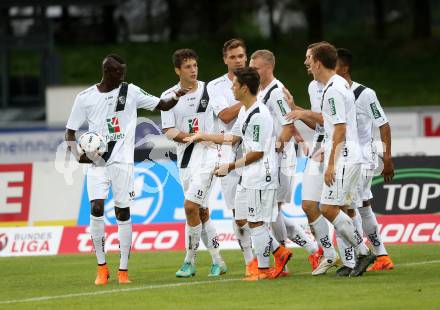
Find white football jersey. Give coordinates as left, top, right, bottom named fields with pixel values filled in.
left=66, top=83, right=160, bottom=165
left=207, top=74, right=241, bottom=164
left=161, top=81, right=216, bottom=169
left=257, top=79, right=296, bottom=167
left=308, top=80, right=325, bottom=139
left=351, top=81, right=388, bottom=169
left=321, top=74, right=361, bottom=166
left=231, top=101, right=279, bottom=190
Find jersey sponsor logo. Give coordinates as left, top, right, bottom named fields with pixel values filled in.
left=188, top=118, right=199, bottom=133
left=252, top=125, right=260, bottom=142
left=370, top=102, right=382, bottom=119
left=328, top=98, right=336, bottom=115
left=277, top=100, right=287, bottom=116
left=107, top=117, right=121, bottom=133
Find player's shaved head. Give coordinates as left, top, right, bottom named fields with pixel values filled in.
left=251, top=50, right=275, bottom=68
left=223, top=38, right=246, bottom=56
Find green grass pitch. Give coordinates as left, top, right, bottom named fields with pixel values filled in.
left=0, top=244, right=439, bottom=309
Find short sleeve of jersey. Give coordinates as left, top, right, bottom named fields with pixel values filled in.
left=326, top=88, right=346, bottom=125
left=365, top=89, right=388, bottom=127
left=269, top=88, right=292, bottom=126
left=132, top=84, right=160, bottom=111
left=66, top=94, right=86, bottom=130
left=207, top=83, right=231, bottom=116
left=246, top=113, right=272, bottom=152
left=231, top=108, right=245, bottom=137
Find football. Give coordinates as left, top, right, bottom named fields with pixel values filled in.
left=78, top=131, right=106, bottom=155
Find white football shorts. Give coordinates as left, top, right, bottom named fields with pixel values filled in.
left=179, top=166, right=214, bottom=208
left=302, top=158, right=324, bottom=202
left=87, top=163, right=134, bottom=208
left=234, top=185, right=278, bottom=223
left=220, top=170, right=240, bottom=210
left=278, top=166, right=295, bottom=203
left=320, top=163, right=362, bottom=208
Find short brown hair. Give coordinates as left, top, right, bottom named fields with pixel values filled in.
left=250, top=50, right=275, bottom=68
left=172, top=49, right=198, bottom=68
left=310, top=42, right=337, bottom=70
left=233, top=67, right=260, bottom=96
left=223, top=38, right=246, bottom=56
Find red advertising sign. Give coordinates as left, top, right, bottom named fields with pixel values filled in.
left=377, top=214, right=440, bottom=244
left=59, top=223, right=185, bottom=254
left=423, top=115, right=440, bottom=136
left=0, top=164, right=32, bottom=222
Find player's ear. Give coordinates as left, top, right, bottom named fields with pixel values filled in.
left=174, top=67, right=180, bottom=77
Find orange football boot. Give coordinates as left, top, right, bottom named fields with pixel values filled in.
left=367, top=255, right=394, bottom=271
left=245, top=257, right=259, bottom=277
left=308, top=247, right=324, bottom=271
left=272, top=246, right=292, bottom=278
left=243, top=268, right=276, bottom=281
left=95, top=264, right=110, bottom=285
left=118, top=270, right=132, bottom=284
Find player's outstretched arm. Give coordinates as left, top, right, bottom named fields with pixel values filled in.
left=64, top=129, right=93, bottom=163
left=379, top=122, right=394, bottom=182
left=183, top=132, right=240, bottom=145
left=155, top=88, right=190, bottom=111
left=214, top=151, right=263, bottom=177
left=163, top=128, right=193, bottom=143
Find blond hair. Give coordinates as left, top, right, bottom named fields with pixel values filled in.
left=250, top=50, right=275, bottom=68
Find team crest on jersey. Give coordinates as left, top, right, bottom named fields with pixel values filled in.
left=252, top=125, right=260, bottom=141
left=188, top=117, right=199, bottom=133
left=277, top=99, right=287, bottom=116
left=200, top=98, right=208, bottom=108
left=328, top=98, right=336, bottom=115
left=370, top=102, right=382, bottom=119
left=118, top=96, right=126, bottom=106
left=107, top=117, right=121, bottom=133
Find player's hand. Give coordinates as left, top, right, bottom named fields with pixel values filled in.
left=275, top=141, right=284, bottom=153
left=282, top=87, right=295, bottom=109
left=299, top=141, right=309, bottom=157
left=324, top=164, right=335, bottom=186
left=183, top=132, right=204, bottom=144
left=285, top=110, right=304, bottom=122
left=381, top=157, right=395, bottom=182
left=214, top=163, right=231, bottom=177
left=311, top=147, right=324, bottom=162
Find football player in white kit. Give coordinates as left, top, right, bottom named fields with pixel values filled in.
left=249, top=50, right=321, bottom=275
left=207, top=39, right=258, bottom=276
left=185, top=67, right=292, bottom=281
left=65, top=54, right=187, bottom=285
left=306, top=42, right=376, bottom=277
left=336, top=48, right=395, bottom=271
left=160, top=49, right=227, bottom=278
left=285, top=44, right=340, bottom=275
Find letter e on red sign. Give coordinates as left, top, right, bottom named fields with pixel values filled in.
left=0, top=164, right=32, bottom=222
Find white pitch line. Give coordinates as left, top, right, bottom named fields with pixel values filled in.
left=1, top=259, right=439, bottom=305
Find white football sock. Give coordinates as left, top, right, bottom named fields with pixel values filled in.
left=90, top=215, right=106, bottom=265
left=352, top=209, right=365, bottom=240
left=310, top=215, right=337, bottom=259
left=359, top=206, right=388, bottom=256
left=117, top=219, right=132, bottom=270
left=233, top=221, right=254, bottom=264
left=284, top=217, right=318, bottom=254
left=201, top=219, right=223, bottom=265
left=184, top=223, right=202, bottom=264
left=250, top=225, right=271, bottom=268
left=332, top=211, right=369, bottom=256
left=184, top=223, right=202, bottom=265
left=271, top=211, right=287, bottom=246
left=267, top=225, right=280, bottom=253
left=336, top=230, right=356, bottom=268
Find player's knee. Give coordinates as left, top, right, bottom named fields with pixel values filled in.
left=115, top=207, right=130, bottom=221
left=199, top=208, right=209, bottom=222
left=90, top=200, right=104, bottom=217
left=184, top=200, right=199, bottom=219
